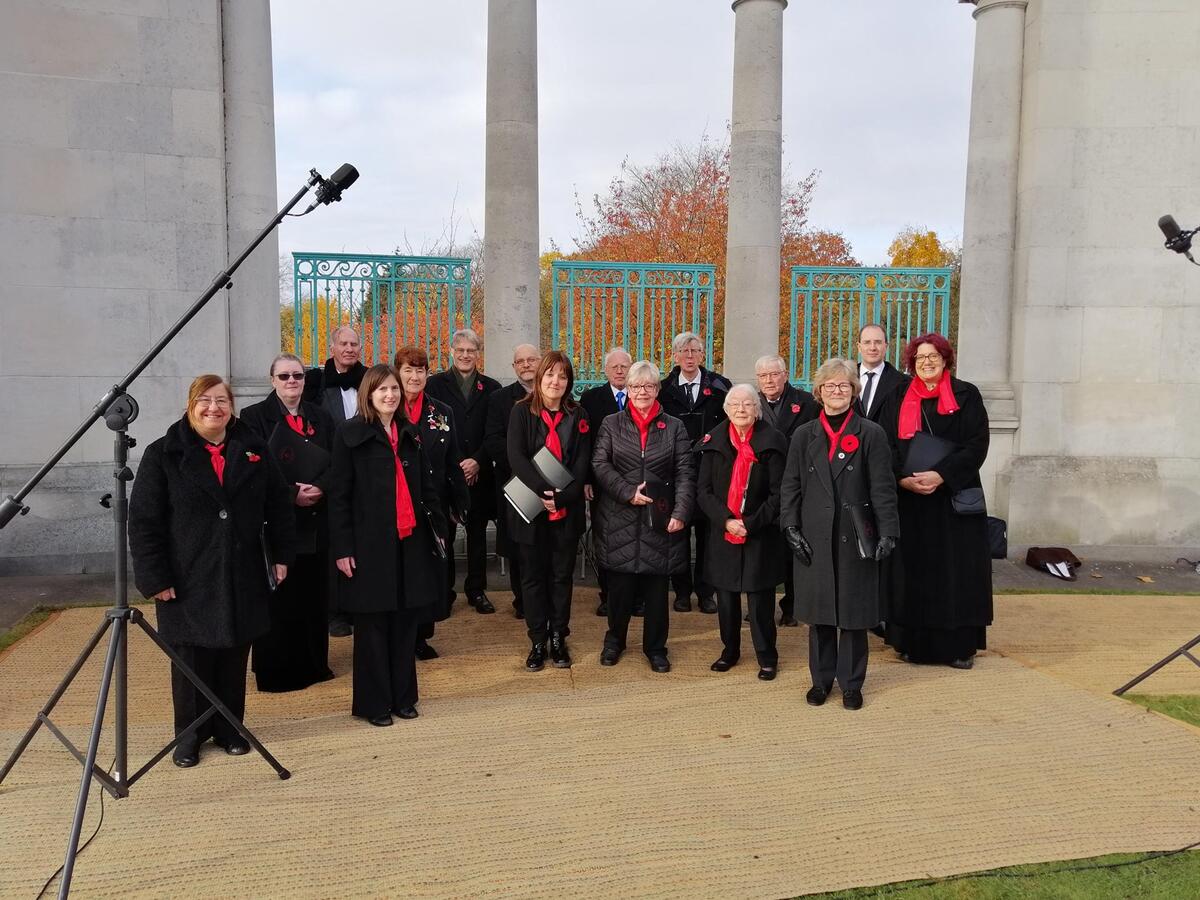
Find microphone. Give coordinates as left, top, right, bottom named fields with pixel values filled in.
left=1158, top=214, right=1192, bottom=253
left=301, top=164, right=359, bottom=214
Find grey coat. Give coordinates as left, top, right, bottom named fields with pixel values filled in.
left=591, top=407, right=695, bottom=575
left=779, top=414, right=899, bottom=629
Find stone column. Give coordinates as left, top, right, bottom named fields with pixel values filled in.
left=483, top=0, right=540, bottom=378
left=221, top=0, right=279, bottom=407
left=723, top=0, right=787, bottom=385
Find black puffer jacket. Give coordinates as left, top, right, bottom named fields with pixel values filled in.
left=591, top=406, right=695, bottom=575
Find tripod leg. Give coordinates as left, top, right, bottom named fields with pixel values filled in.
left=131, top=612, right=290, bottom=780
left=1114, top=633, right=1200, bottom=696
left=58, top=618, right=123, bottom=898
left=0, top=616, right=114, bottom=786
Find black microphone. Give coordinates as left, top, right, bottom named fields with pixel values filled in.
left=302, top=164, right=359, bottom=214
left=1159, top=214, right=1191, bottom=252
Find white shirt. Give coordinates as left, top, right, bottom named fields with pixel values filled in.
left=858, top=362, right=885, bottom=413
left=610, top=383, right=627, bottom=407
left=678, top=372, right=702, bottom=403
left=340, top=387, right=357, bottom=419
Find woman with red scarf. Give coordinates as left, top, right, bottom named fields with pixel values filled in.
left=780, top=359, right=899, bottom=710
left=505, top=351, right=592, bottom=670
left=327, top=364, right=447, bottom=725
left=696, top=384, right=788, bottom=679
left=876, top=333, right=992, bottom=669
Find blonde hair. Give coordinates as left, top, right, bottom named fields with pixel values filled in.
left=810, top=358, right=860, bottom=399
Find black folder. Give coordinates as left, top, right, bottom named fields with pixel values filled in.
left=504, top=476, right=546, bottom=525
left=532, top=446, right=573, bottom=490
left=902, top=430, right=955, bottom=475
left=260, top=524, right=278, bottom=591
left=267, top=422, right=331, bottom=484
left=642, top=472, right=675, bottom=533
left=846, top=503, right=879, bottom=561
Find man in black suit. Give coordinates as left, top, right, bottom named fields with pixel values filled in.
left=426, top=328, right=502, bottom=613
left=579, top=347, right=632, bottom=617
left=754, top=354, right=819, bottom=626
left=855, top=323, right=902, bottom=422
left=659, top=331, right=730, bottom=614
left=483, top=342, right=542, bottom=618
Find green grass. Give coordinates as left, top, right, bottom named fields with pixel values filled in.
left=0, top=605, right=54, bottom=653
left=995, top=587, right=1200, bottom=596
left=1123, top=693, right=1200, bottom=729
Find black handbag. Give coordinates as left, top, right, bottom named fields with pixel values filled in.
left=987, top=517, right=1008, bottom=559
left=951, top=486, right=987, bottom=516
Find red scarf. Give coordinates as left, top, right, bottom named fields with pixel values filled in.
left=540, top=410, right=567, bottom=521
left=405, top=392, right=424, bottom=427
left=205, top=443, right=226, bottom=485
left=819, top=409, right=854, bottom=461
left=898, top=370, right=959, bottom=440
left=285, top=413, right=306, bottom=435
left=386, top=422, right=418, bottom=539
left=628, top=401, right=662, bottom=451
left=724, top=424, right=756, bottom=545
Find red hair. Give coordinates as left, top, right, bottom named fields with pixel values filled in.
left=902, top=333, right=955, bottom=373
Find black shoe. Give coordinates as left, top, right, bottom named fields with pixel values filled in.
left=698, top=596, right=717, bottom=615
left=632, top=603, right=644, bottom=617
left=780, top=615, right=798, bottom=627
left=513, top=599, right=524, bottom=620
left=395, top=706, right=419, bottom=720
left=805, top=686, right=828, bottom=706
left=368, top=713, right=393, bottom=727
left=649, top=655, right=671, bottom=673
left=526, top=642, right=546, bottom=671
left=215, top=736, right=250, bottom=756
left=469, top=594, right=496, bottom=614
left=949, top=656, right=975, bottom=670
left=328, top=619, right=353, bottom=638
left=743, top=611, right=750, bottom=623
left=600, top=647, right=621, bottom=666
left=869, top=623, right=887, bottom=638
left=843, top=689, right=864, bottom=710
left=673, top=596, right=691, bottom=613
left=172, top=744, right=199, bottom=768
left=415, top=641, right=439, bottom=661
left=710, top=657, right=737, bottom=672
left=549, top=632, right=572, bottom=668
left=596, top=601, right=608, bottom=617
left=757, top=668, right=777, bottom=681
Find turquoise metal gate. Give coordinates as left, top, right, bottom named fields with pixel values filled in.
left=292, top=252, right=472, bottom=371
left=550, top=261, right=717, bottom=392
left=788, top=266, right=952, bottom=388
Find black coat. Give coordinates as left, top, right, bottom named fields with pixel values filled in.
left=659, top=366, right=729, bottom=444
left=129, top=418, right=297, bottom=648
left=327, top=416, right=448, bottom=617
left=407, top=394, right=470, bottom=519
left=426, top=368, right=501, bottom=520
left=304, top=359, right=367, bottom=425
left=239, top=394, right=335, bottom=556
left=779, top=413, right=900, bottom=630
left=856, top=360, right=903, bottom=423
left=757, top=383, right=819, bottom=442
left=591, top=407, right=695, bottom=575
left=696, top=422, right=788, bottom=592
left=504, top=402, right=592, bottom=545
left=579, top=383, right=623, bottom=437
left=876, top=376, right=993, bottom=629
left=483, top=381, right=530, bottom=555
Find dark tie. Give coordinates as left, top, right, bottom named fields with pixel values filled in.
left=861, top=370, right=876, bottom=414
left=686, top=383, right=696, bottom=408
left=615, top=390, right=625, bottom=410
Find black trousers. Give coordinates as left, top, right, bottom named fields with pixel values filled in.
left=352, top=610, right=419, bottom=718
left=671, top=520, right=713, bottom=604
left=808, top=625, right=868, bottom=692
left=252, top=551, right=332, bottom=692
left=605, top=572, right=669, bottom=657
left=170, top=642, right=251, bottom=748
left=515, top=523, right=578, bottom=644
left=451, top=504, right=490, bottom=598
left=716, top=589, right=778, bottom=667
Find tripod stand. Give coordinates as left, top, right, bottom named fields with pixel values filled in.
left=1113, top=633, right=1200, bottom=696
left=0, top=164, right=356, bottom=898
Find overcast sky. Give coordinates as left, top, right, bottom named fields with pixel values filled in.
left=271, top=0, right=976, bottom=266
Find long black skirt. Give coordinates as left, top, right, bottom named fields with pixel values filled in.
left=886, top=622, right=987, bottom=664
left=251, top=551, right=334, bottom=692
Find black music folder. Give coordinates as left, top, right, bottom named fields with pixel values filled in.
left=504, top=476, right=547, bottom=525
left=902, top=430, right=955, bottom=475
left=267, top=422, right=331, bottom=484
left=532, top=446, right=573, bottom=490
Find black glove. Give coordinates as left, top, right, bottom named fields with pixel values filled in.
left=784, top=526, right=812, bottom=567
left=874, top=535, right=896, bottom=561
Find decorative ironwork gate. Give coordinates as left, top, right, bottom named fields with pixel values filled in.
left=788, top=266, right=952, bottom=388
left=291, top=252, right=472, bottom=371
left=549, top=261, right=717, bottom=392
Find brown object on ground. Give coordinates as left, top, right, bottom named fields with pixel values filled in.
left=0, top=592, right=1198, bottom=898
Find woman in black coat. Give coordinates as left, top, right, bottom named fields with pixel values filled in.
left=591, top=360, right=695, bottom=673
left=327, top=364, right=448, bottom=726
left=240, top=353, right=336, bottom=693
left=876, top=333, right=992, bottom=669
left=696, top=384, right=788, bottom=679
left=780, top=359, right=899, bottom=710
left=129, top=375, right=296, bottom=768
left=395, top=345, right=470, bottom=660
left=505, top=350, right=592, bottom=671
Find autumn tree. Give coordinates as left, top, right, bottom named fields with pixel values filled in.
left=887, top=226, right=962, bottom=344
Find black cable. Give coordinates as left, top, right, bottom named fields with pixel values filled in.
left=33, top=760, right=114, bottom=900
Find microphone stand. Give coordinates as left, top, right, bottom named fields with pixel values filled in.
left=0, top=168, right=336, bottom=899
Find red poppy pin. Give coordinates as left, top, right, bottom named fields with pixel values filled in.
left=306, top=424, right=315, bottom=436
left=702, top=387, right=712, bottom=397
left=246, top=452, right=261, bottom=462
left=476, top=381, right=484, bottom=391
left=840, top=435, right=859, bottom=453
left=702, top=433, right=711, bottom=443
left=791, top=403, right=801, bottom=414
left=578, top=418, right=590, bottom=434
left=657, top=421, right=666, bottom=429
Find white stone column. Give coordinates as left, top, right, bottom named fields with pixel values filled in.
left=483, top=0, right=540, bottom=378
left=723, top=0, right=786, bottom=385
left=221, top=0, right=279, bottom=407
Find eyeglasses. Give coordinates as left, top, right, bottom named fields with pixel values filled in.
left=756, top=370, right=785, bottom=379
left=727, top=402, right=757, bottom=411
left=452, top=346, right=479, bottom=355
left=274, top=372, right=305, bottom=381
left=913, top=354, right=944, bottom=365
left=196, top=396, right=231, bottom=408
left=677, top=347, right=703, bottom=355
left=821, top=383, right=853, bottom=393
left=627, top=384, right=657, bottom=393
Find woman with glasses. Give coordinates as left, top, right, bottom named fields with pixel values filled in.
left=591, top=361, right=695, bottom=673
left=130, top=375, right=296, bottom=767
left=695, top=384, right=788, bottom=679
left=875, top=333, right=992, bottom=670
left=780, top=359, right=899, bottom=710
left=240, top=354, right=336, bottom=693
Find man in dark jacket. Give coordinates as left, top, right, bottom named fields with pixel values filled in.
left=855, top=323, right=903, bottom=423
left=658, top=331, right=729, bottom=614
left=579, top=346, right=632, bottom=617
left=754, top=353, right=819, bottom=626
left=426, top=328, right=502, bottom=613
left=483, top=342, right=541, bottom=617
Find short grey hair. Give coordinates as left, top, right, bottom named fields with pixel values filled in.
left=671, top=331, right=703, bottom=353
left=269, top=352, right=304, bottom=377
left=451, top=328, right=482, bottom=349
left=603, top=346, right=631, bottom=367
left=811, top=358, right=861, bottom=399
left=330, top=324, right=360, bottom=344
left=626, top=360, right=661, bottom=387
left=724, top=383, right=762, bottom=419
left=754, top=355, right=786, bottom=374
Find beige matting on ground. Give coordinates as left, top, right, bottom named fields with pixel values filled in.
left=1, top=592, right=1198, bottom=898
